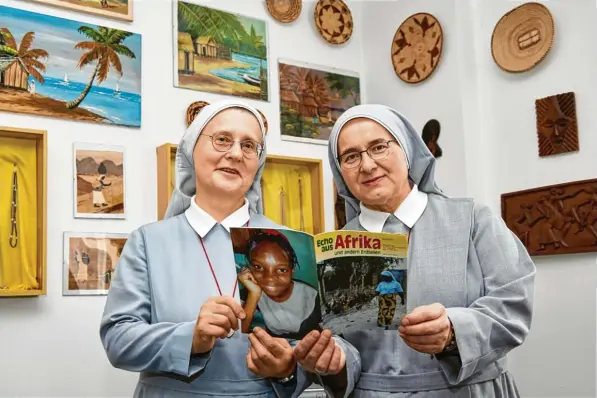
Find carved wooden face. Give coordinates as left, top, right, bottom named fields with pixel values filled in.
left=535, top=92, right=579, bottom=156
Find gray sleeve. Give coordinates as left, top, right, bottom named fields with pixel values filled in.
left=314, top=335, right=361, bottom=398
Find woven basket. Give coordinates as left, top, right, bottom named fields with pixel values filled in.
left=314, top=0, right=353, bottom=45
left=491, top=2, right=555, bottom=73
left=266, top=0, right=301, bottom=23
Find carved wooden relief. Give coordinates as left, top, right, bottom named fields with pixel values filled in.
left=422, top=119, right=442, bottom=158
left=535, top=92, right=579, bottom=157
left=501, top=179, right=597, bottom=256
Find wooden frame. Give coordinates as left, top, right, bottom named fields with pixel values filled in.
left=156, top=143, right=177, bottom=221
left=0, top=126, right=47, bottom=297
left=24, top=0, right=134, bottom=22
left=333, top=181, right=347, bottom=230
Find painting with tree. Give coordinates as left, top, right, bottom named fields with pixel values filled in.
left=174, top=1, right=269, bottom=101
left=74, top=142, right=125, bottom=219
left=0, top=6, right=141, bottom=127
left=24, top=0, right=133, bottom=22
left=278, top=58, right=360, bottom=145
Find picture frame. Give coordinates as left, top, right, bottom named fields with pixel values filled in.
left=156, top=143, right=177, bottom=220
left=62, top=231, right=128, bottom=296
left=23, top=0, right=134, bottom=22
left=73, top=142, right=126, bottom=219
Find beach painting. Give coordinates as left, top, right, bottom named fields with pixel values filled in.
left=174, top=1, right=269, bottom=101
left=73, top=142, right=125, bottom=219
left=63, top=231, right=128, bottom=295
left=0, top=6, right=142, bottom=127
left=279, top=58, right=360, bottom=145
left=24, top=0, right=133, bottom=22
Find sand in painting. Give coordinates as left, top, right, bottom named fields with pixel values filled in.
left=58, top=0, right=128, bottom=15
left=68, top=236, right=126, bottom=291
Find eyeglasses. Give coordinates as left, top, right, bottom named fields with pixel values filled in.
left=337, top=140, right=397, bottom=169
left=202, top=132, right=263, bottom=159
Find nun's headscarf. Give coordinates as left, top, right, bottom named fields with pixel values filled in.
left=328, top=104, right=447, bottom=222
left=164, top=99, right=267, bottom=219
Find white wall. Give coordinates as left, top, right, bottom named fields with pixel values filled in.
left=361, top=1, right=597, bottom=397
left=0, top=0, right=364, bottom=395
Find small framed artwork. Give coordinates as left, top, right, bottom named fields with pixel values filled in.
left=63, top=231, right=128, bottom=296
left=73, top=142, right=126, bottom=219
left=24, top=0, right=133, bottom=22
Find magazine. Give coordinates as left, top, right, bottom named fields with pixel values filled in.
left=230, top=227, right=408, bottom=339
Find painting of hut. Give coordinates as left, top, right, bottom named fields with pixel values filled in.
left=174, top=1, right=269, bottom=101
left=0, top=57, right=28, bottom=90
left=278, top=58, right=360, bottom=145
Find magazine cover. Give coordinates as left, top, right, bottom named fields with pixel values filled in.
left=229, top=227, right=408, bottom=338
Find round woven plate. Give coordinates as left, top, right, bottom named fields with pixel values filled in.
left=266, top=0, right=301, bottom=23
left=391, top=13, right=443, bottom=84
left=186, top=101, right=268, bottom=134
left=491, top=2, right=554, bottom=73
left=314, top=0, right=353, bottom=45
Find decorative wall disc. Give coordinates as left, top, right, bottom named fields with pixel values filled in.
left=266, top=0, right=301, bottom=23
left=314, top=0, right=353, bottom=45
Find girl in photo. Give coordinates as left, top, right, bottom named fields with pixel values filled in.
left=375, top=270, right=404, bottom=330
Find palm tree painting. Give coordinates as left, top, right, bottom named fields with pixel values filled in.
left=175, top=1, right=269, bottom=101
left=0, top=5, right=142, bottom=127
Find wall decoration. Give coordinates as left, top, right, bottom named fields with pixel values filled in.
left=535, top=92, right=579, bottom=157
left=491, top=2, right=554, bottom=73
left=501, top=178, right=597, bottom=256
left=260, top=155, right=325, bottom=235
left=278, top=58, right=360, bottom=145
left=0, top=126, right=47, bottom=297
left=0, top=6, right=142, bottom=127
left=74, top=142, right=125, bottom=219
left=156, top=143, right=177, bottom=221
left=391, top=13, right=443, bottom=84
left=174, top=1, right=269, bottom=101
left=63, top=231, right=128, bottom=296
left=313, top=0, right=352, bottom=45
left=333, top=182, right=347, bottom=230
left=422, top=119, right=442, bottom=158
left=24, top=0, right=133, bottom=22
left=265, top=0, right=301, bottom=23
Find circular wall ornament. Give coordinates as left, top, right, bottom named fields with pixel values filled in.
left=314, top=0, right=353, bottom=45
left=266, top=0, right=302, bottom=23
left=391, top=12, right=443, bottom=84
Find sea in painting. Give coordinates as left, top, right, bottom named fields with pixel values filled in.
left=175, top=1, right=268, bottom=101
left=0, top=5, right=142, bottom=127
left=279, top=59, right=360, bottom=145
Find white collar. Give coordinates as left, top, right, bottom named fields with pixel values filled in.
left=185, top=195, right=250, bottom=238
left=358, top=184, right=428, bottom=232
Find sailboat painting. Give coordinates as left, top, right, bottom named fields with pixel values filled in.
left=0, top=6, right=142, bottom=127
left=25, top=0, right=133, bottom=22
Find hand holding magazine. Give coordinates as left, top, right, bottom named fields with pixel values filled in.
left=230, top=227, right=408, bottom=339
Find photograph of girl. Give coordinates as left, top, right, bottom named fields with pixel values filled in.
left=230, top=227, right=322, bottom=340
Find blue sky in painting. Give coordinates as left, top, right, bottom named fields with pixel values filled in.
left=0, top=5, right=141, bottom=94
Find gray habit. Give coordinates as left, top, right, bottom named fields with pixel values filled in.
left=327, top=104, right=536, bottom=397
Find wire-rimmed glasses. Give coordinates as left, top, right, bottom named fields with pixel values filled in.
left=337, top=140, right=397, bottom=169
left=202, top=132, right=263, bottom=159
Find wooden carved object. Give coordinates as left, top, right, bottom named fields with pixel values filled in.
left=422, top=119, right=442, bottom=158
left=535, top=92, right=579, bottom=157
left=501, top=178, right=597, bottom=256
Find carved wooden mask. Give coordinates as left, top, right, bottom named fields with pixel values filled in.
left=535, top=92, right=579, bottom=157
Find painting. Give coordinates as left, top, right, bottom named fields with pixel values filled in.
left=63, top=231, right=128, bottom=295
left=278, top=58, right=360, bottom=145
left=535, top=92, right=579, bottom=157
left=422, top=119, right=442, bottom=158
left=174, top=1, right=269, bottom=101
left=0, top=6, right=142, bottom=127
left=73, top=142, right=125, bottom=219
left=24, top=0, right=133, bottom=22
left=501, top=178, right=597, bottom=256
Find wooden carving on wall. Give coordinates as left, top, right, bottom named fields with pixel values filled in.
left=422, top=119, right=442, bottom=158
left=501, top=178, right=597, bottom=256
left=535, top=92, right=579, bottom=157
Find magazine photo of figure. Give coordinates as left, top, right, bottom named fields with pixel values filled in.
left=230, top=227, right=322, bottom=339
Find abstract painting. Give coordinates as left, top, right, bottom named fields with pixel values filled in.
left=278, top=58, right=360, bottom=145
left=0, top=6, right=142, bottom=127
left=63, top=231, right=128, bottom=295
left=174, top=1, right=269, bottom=101
left=24, top=0, right=133, bottom=22
left=73, top=142, right=125, bottom=219
left=535, top=92, right=579, bottom=157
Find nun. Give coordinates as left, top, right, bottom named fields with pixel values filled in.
left=327, top=104, right=536, bottom=397
left=99, top=99, right=358, bottom=397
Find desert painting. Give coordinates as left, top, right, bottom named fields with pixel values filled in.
left=278, top=59, right=360, bottom=145
left=63, top=232, right=128, bottom=295
left=0, top=6, right=142, bottom=127
left=74, top=143, right=125, bottom=218
left=25, top=0, right=132, bottom=22
left=175, top=1, right=269, bottom=101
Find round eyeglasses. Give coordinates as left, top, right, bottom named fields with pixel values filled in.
left=202, top=132, right=263, bottom=159
left=337, top=140, right=397, bottom=169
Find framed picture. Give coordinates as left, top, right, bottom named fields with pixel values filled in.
left=156, top=143, right=177, bottom=220
left=63, top=231, right=128, bottom=296
left=23, top=0, right=133, bottom=22
left=173, top=1, right=269, bottom=101
left=0, top=6, right=142, bottom=127
left=73, top=142, right=125, bottom=219
left=278, top=58, right=360, bottom=145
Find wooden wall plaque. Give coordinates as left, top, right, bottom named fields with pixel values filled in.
left=501, top=178, right=597, bottom=256
left=535, top=92, right=579, bottom=157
